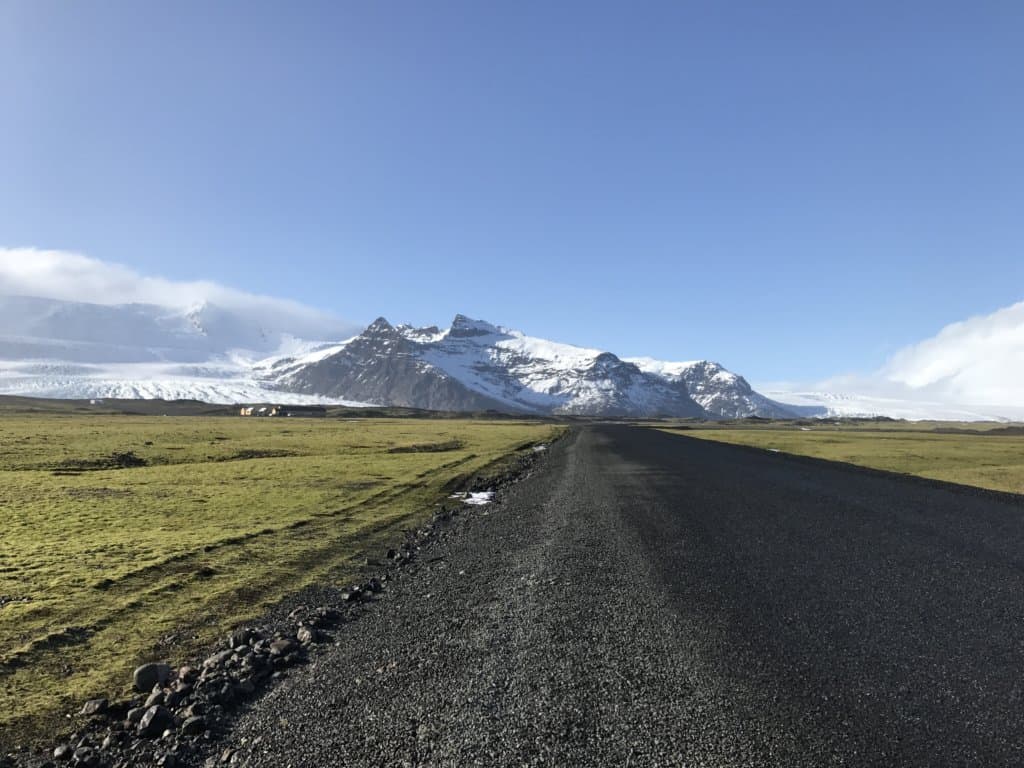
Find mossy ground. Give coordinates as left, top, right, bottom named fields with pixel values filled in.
left=0, top=414, right=559, bottom=746
left=663, top=424, right=1024, bottom=495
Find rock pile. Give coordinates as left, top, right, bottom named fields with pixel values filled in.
left=43, top=617, right=334, bottom=768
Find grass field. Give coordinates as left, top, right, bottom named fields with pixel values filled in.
left=664, top=424, right=1024, bottom=495
left=0, top=414, right=559, bottom=744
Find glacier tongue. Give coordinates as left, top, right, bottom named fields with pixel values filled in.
left=0, top=358, right=371, bottom=405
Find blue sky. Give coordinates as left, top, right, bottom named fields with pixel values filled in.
left=2, top=1, right=1022, bottom=382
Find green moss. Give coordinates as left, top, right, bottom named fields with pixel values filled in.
left=0, top=414, right=561, bottom=745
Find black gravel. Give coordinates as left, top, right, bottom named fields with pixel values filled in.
left=200, top=425, right=1024, bottom=767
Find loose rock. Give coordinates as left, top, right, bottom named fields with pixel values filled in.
left=137, top=705, right=174, bottom=738
left=268, top=638, right=298, bottom=657
left=229, top=628, right=255, bottom=648
left=204, top=649, right=234, bottom=669
left=53, top=744, right=73, bottom=761
left=133, top=662, right=172, bottom=692
left=181, top=715, right=207, bottom=736
left=79, top=697, right=109, bottom=717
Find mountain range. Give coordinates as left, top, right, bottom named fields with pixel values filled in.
left=0, top=297, right=795, bottom=418
left=1, top=295, right=1021, bottom=421
left=262, top=314, right=796, bottom=418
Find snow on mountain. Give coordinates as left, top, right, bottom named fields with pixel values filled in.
left=0, top=296, right=208, bottom=363
left=0, top=359, right=371, bottom=405
left=4, top=253, right=1021, bottom=421
left=0, top=295, right=361, bottom=404
left=0, top=295, right=353, bottom=363
left=626, top=358, right=796, bottom=418
left=414, top=315, right=676, bottom=414
left=14, top=294, right=1002, bottom=421
left=274, top=314, right=709, bottom=417
left=762, top=390, right=1024, bottom=422
left=251, top=339, right=358, bottom=380
left=0, top=298, right=792, bottom=416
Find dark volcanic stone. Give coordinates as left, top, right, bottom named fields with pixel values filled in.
left=229, top=628, right=255, bottom=648
left=204, top=650, right=233, bottom=669
left=80, top=697, right=109, bottom=716
left=53, top=744, right=73, bottom=761
left=178, top=665, right=199, bottom=682
left=133, top=663, right=172, bottom=692
left=268, top=638, right=298, bottom=657
left=181, top=715, right=207, bottom=736
left=137, top=705, right=174, bottom=738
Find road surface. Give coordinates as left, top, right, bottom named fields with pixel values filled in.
left=216, top=425, right=1024, bottom=767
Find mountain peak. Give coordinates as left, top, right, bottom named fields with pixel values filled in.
left=365, top=316, right=396, bottom=335
left=449, top=314, right=501, bottom=338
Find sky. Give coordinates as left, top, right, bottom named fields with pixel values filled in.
left=1, top=1, right=1022, bottom=384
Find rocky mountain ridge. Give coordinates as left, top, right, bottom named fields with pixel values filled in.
left=266, top=314, right=789, bottom=418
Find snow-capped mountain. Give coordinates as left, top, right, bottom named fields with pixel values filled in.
left=0, top=295, right=352, bottom=363
left=0, top=296, right=366, bottom=403
left=269, top=315, right=713, bottom=417
left=625, top=358, right=796, bottom=418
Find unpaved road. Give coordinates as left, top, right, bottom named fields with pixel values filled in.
left=213, top=425, right=1024, bottom=767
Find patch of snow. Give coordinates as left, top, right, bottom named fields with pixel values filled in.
left=450, top=491, right=495, bottom=506
left=625, top=357, right=706, bottom=378
left=418, top=322, right=620, bottom=412
left=252, top=338, right=356, bottom=378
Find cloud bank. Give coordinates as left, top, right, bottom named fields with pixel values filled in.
left=761, top=299, right=1024, bottom=416
left=0, top=247, right=358, bottom=340
left=881, top=300, right=1024, bottom=406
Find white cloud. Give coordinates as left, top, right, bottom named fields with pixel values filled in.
left=761, top=299, right=1024, bottom=418
left=0, top=248, right=214, bottom=307
left=0, top=247, right=357, bottom=340
left=880, top=301, right=1024, bottom=405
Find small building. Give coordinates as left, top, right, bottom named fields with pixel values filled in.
left=239, top=404, right=326, bottom=418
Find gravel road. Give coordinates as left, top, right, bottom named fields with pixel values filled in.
left=211, top=425, right=1024, bottom=767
